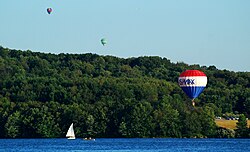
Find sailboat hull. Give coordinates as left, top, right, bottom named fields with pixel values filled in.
left=67, top=137, right=76, bottom=140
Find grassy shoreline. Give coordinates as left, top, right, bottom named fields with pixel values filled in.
left=215, top=119, right=250, bottom=129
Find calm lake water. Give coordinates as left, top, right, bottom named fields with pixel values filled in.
left=0, top=138, right=249, bottom=152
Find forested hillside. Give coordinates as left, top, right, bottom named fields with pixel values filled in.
left=0, top=46, right=249, bottom=138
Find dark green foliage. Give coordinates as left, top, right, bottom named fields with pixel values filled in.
left=235, top=114, right=249, bottom=138
left=216, top=127, right=235, bottom=138
left=180, top=106, right=217, bottom=138
left=0, top=46, right=249, bottom=138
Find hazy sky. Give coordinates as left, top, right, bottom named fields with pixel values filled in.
left=1, top=0, right=250, bottom=72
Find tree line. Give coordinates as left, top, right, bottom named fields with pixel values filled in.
left=0, top=46, right=249, bottom=138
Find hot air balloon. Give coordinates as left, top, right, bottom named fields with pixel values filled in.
left=101, top=38, right=107, bottom=46
left=47, top=8, right=52, bottom=14
left=178, top=70, right=207, bottom=106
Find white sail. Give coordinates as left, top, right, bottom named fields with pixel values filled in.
left=66, top=123, right=75, bottom=139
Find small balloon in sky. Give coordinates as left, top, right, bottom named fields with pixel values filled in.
left=101, top=38, right=107, bottom=46
left=47, top=8, right=52, bottom=14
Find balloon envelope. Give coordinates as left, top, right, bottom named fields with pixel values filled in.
left=101, top=38, right=107, bottom=46
left=47, top=8, right=52, bottom=14
left=178, top=70, right=207, bottom=100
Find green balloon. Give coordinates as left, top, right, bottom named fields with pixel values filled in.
left=101, top=38, right=107, bottom=46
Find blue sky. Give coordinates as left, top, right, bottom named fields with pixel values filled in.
left=0, top=0, right=250, bottom=72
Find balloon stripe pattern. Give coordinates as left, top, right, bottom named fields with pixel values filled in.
left=178, top=70, right=207, bottom=100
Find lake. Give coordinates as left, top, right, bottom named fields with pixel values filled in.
left=0, top=138, right=249, bottom=152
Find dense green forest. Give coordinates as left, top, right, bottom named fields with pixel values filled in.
left=0, top=46, right=249, bottom=138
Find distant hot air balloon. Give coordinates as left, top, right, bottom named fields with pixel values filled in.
left=178, top=70, right=207, bottom=106
left=101, top=38, right=107, bottom=46
left=47, top=8, right=52, bottom=14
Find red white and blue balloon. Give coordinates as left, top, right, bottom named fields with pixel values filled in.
left=178, top=70, right=207, bottom=100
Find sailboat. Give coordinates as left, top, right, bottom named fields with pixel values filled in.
left=66, top=123, right=76, bottom=139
